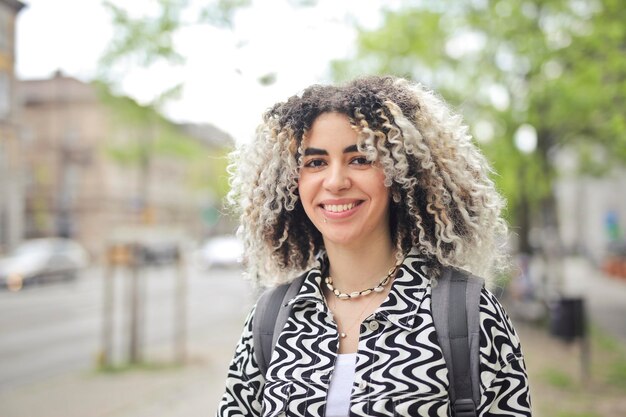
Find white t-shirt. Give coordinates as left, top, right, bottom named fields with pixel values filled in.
left=325, top=353, right=357, bottom=417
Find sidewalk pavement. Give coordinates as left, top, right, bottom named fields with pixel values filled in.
left=0, top=341, right=237, bottom=417
left=507, top=255, right=626, bottom=342
left=1, top=256, right=625, bottom=417
left=561, top=257, right=626, bottom=342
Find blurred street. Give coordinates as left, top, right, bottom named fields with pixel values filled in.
left=0, top=264, right=239, bottom=389
left=0, top=256, right=625, bottom=417
left=0, top=261, right=256, bottom=417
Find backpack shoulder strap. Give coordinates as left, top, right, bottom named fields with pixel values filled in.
left=432, top=266, right=484, bottom=417
left=252, top=275, right=305, bottom=378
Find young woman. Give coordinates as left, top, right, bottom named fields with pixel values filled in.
left=217, top=76, right=531, bottom=416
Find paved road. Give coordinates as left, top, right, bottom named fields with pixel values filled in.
left=0, top=263, right=254, bottom=392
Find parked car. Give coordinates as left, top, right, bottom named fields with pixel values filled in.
left=0, top=238, right=89, bottom=291
left=196, top=235, right=243, bottom=269
left=139, top=241, right=181, bottom=266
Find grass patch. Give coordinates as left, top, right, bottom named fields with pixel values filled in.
left=517, top=320, right=626, bottom=416
left=590, top=325, right=621, bottom=353
left=540, top=368, right=575, bottom=389
left=606, top=357, right=626, bottom=389
left=589, top=325, right=626, bottom=390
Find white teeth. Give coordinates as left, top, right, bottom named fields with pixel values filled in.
left=324, top=202, right=357, bottom=213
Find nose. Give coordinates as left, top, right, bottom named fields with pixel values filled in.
left=323, top=164, right=350, bottom=192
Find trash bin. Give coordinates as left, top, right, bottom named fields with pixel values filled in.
left=549, top=297, right=586, bottom=342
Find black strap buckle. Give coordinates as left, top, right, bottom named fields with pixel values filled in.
left=453, top=398, right=477, bottom=417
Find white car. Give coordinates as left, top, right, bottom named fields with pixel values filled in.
left=197, top=235, right=243, bottom=269
left=0, top=238, right=89, bottom=291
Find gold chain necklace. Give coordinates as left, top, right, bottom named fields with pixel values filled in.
left=330, top=289, right=381, bottom=339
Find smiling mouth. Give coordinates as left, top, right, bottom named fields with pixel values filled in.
left=321, top=201, right=363, bottom=213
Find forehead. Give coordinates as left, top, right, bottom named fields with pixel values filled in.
left=304, top=112, right=359, bottom=149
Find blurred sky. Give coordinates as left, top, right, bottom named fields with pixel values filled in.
left=16, top=0, right=396, bottom=142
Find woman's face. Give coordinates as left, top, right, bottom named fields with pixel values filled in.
left=298, top=112, right=391, bottom=248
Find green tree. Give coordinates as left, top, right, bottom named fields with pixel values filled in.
left=99, top=0, right=253, bottom=85
left=97, top=0, right=243, bottom=223
left=333, top=0, right=626, bottom=256
left=95, top=82, right=230, bottom=194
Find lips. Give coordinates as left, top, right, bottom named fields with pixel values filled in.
left=319, top=200, right=363, bottom=216
left=322, top=202, right=360, bottom=213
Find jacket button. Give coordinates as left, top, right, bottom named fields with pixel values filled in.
left=358, top=379, right=367, bottom=390
left=368, top=320, right=380, bottom=331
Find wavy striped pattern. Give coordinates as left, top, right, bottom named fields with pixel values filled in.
left=216, top=251, right=531, bottom=416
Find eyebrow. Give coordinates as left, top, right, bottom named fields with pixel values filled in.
left=303, top=144, right=359, bottom=156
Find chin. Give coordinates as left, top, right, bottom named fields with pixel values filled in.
left=321, top=230, right=363, bottom=247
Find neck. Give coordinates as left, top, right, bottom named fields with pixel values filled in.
left=323, top=235, right=396, bottom=293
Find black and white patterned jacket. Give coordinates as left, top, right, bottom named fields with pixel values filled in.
left=216, top=250, right=532, bottom=416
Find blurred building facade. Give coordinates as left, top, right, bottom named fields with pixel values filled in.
left=0, top=0, right=25, bottom=254
left=17, top=72, right=232, bottom=257
left=557, top=165, right=626, bottom=262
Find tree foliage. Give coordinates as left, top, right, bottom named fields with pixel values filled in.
left=96, top=1, right=240, bottom=209
left=100, top=0, right=187, bottom=70
left=333, top=0, right=626, bottom=252
left=94, top=81, right=231, bottom=197
left=99, top=0, right=251, bottom=78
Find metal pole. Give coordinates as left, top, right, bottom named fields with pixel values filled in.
left=580, top=335, right=591, bottom=384
left=128, top=244, right=141, bottom=364
left=101, top=256, right=114, bottom=367
left=580, top=300, right=591, bottom=385
left=174, top=247, right=187, bottom=364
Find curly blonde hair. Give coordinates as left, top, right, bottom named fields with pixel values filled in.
left=227, top=76, right=507, bottom=286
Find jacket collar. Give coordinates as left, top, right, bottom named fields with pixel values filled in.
left=287, top=248, right=432, bottom=331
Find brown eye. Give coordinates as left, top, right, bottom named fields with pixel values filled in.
left=350, top=156, right=371, bottom=166
left=304, top=159, right=326, bottom=168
